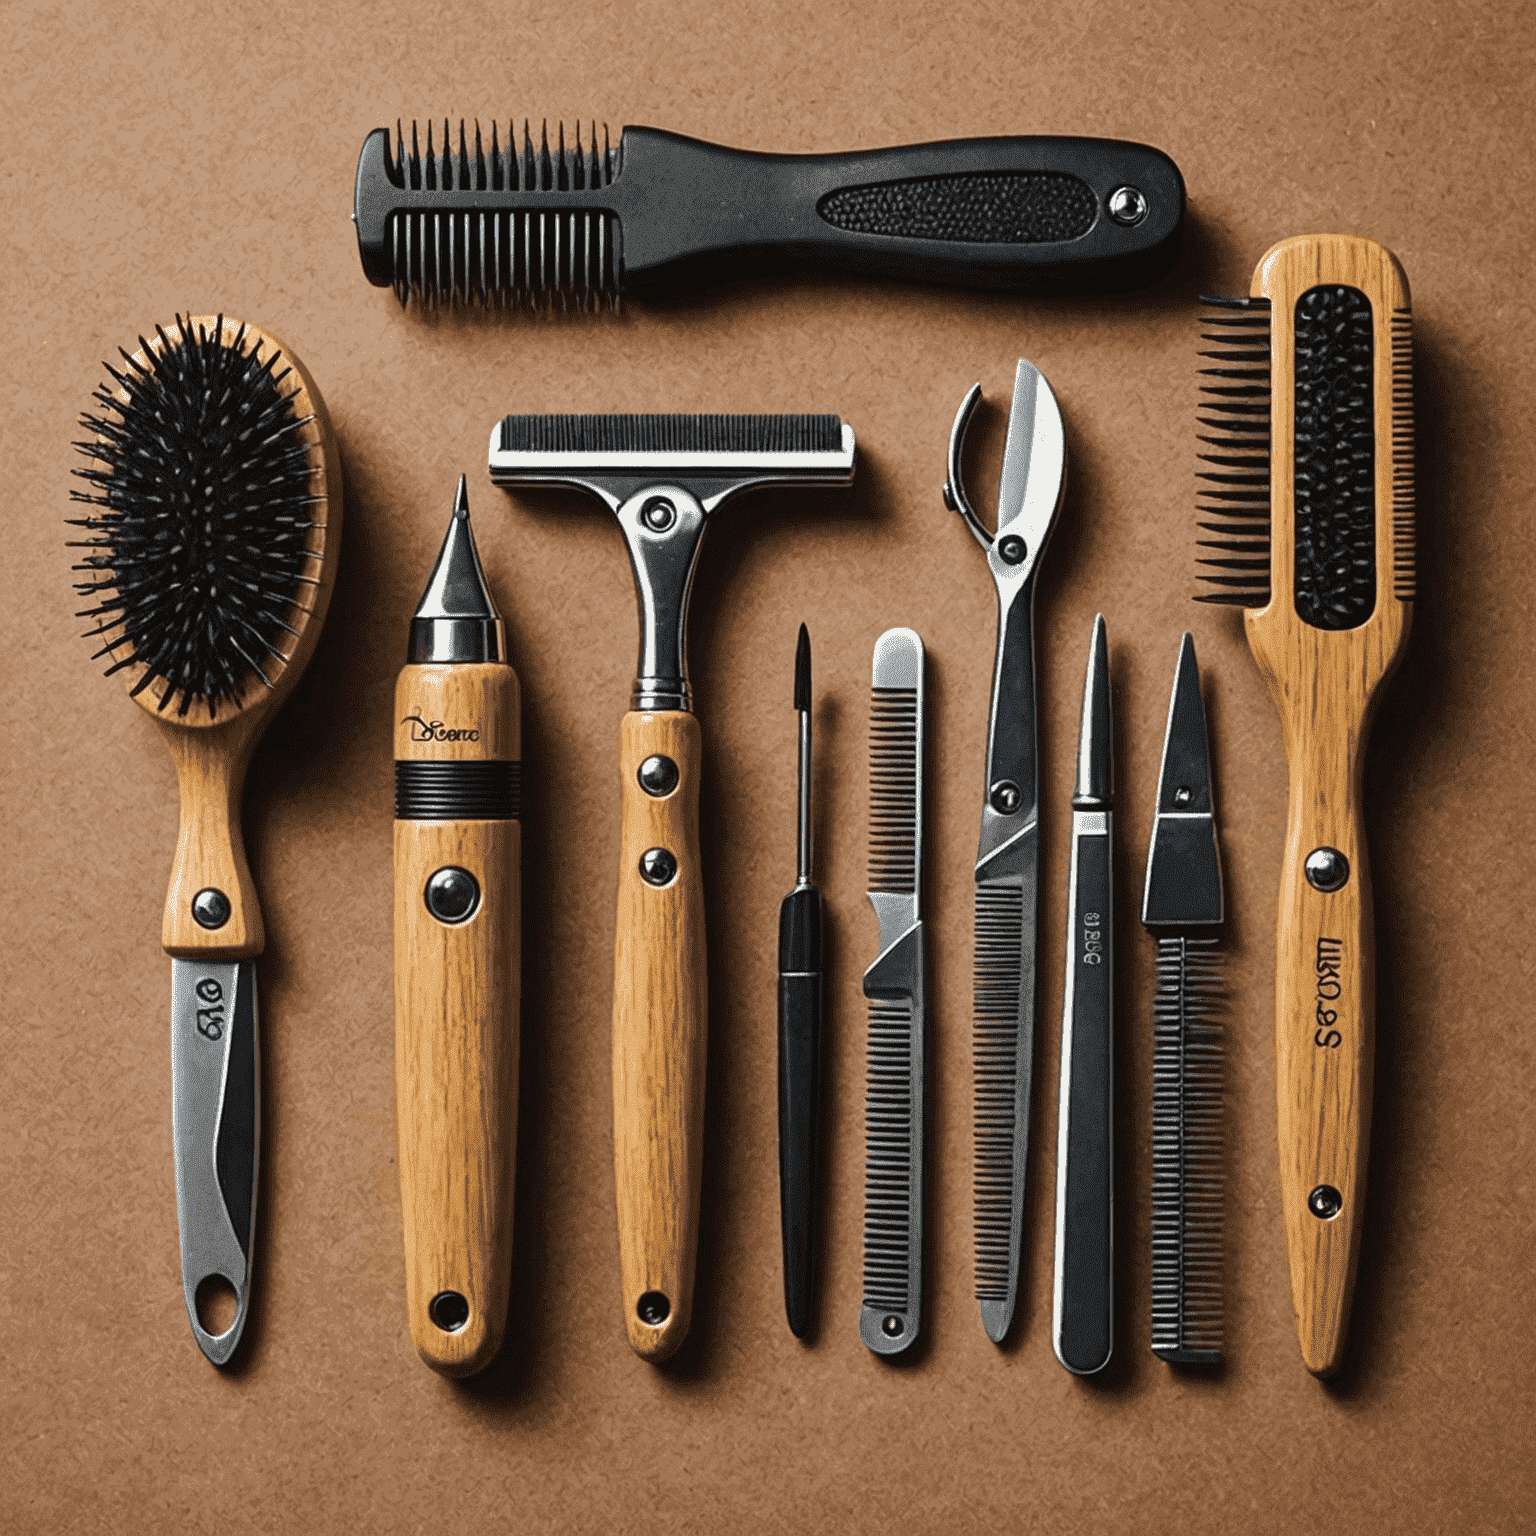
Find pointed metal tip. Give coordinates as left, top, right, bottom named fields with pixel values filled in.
left=408, top=476, right=505, bottom=661
left=980, top=1297, right=1013, bottom=1344
left=794, top=623, right=811, bottom=712
left=1072, top=615, right=1113, bottom=806
left=454, top=473, right=470, bottom=518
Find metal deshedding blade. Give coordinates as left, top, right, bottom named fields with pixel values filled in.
left=860, top=627, right=926, bottom=1356
left=1143, top=633, right=1225, bottom=1365
left=170, top=958, right=259, bottom=1366
left=945, top=360, right=1066, bottom=1343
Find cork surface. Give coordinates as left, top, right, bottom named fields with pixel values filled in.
left=2, top=1, right=1533, bottom=1530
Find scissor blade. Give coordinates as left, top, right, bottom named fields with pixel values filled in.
left=170, top=958, right=259, bottom=1366
left=994, top=359, right=1068, bottom=550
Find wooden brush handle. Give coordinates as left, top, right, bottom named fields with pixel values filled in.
left=393, top=663, right=520, bottom=1376
left=612, top=710, right=707, bottom=1362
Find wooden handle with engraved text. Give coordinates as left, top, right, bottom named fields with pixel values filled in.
left=612, top=710, right=707, bottom=1362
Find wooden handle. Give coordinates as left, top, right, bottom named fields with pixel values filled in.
left=1246, top=235, right=1413, bottom=1375
left=612, top=711, right=706, bottom=1362
left=393, top=662, right=520, bottom=1376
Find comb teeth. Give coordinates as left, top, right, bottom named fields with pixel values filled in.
left=1391, top=307, right=1416, bottom=602
left=1195, top=295, right=1272, bottom=608
left=385, top=118, right=620, bottom=310
left=1150, top=935, right=1225, bottom=1363
left=973, top=882, right=1025, bottom=1301
left=863, top=996, right=915, bottom=1309
left=869, top=688, right=918, bottom=893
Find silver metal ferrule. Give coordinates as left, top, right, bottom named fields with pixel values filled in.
left=615, top=484, right=709, bottom=712
left=409, top=476, right=506, bottom=665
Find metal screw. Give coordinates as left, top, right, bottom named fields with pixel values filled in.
left=1305, top=847, right=1350, bottom=892
left=1174, top=786, right=1193, bottom=808
left=639, top=847, right=678, bottom=887
left=997, top=533, right=1027, bottom=566
left=881, top=1314, right=903, bottom=1338
left=1308, top=1184, right=1343, bottom=1220
left=642, top=497, right=676, bottom=532
left=637, top=1291, right=671, bottom=1327
left=1107, top=185, right=1148, bottom=226
left=425, top=866, right=481, bottom=924
left=191, top=888, right=231, bottom=930
left=637, top=754, right=680, bottom=797
left=429, top=1290, right=470, bottom=1332
left=989, top=780, right=1022, bottom=814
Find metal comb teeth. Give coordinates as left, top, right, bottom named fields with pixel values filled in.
left=384, top=118, right=621, bottom=310
left=1150, top=935, right=1224, bottom=1363
left=973, top=883, right=1024, bottom=1301
left=868, top=688, right=919, bottom=893
left=1195, top=294, right=1272, bottom=608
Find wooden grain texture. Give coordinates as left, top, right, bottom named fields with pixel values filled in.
left=393, top=661, right=521, bottom=1376
left=1247, top=235, right=1413, bottom=1377
left=91, top=317, right=344, bottom=959
left=612, top=711, right=707, bottom=1362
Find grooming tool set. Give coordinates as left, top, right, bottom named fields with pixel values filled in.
left=70, top=113, right=1415, bottom=1387
left=394, top=477, right=522, bottom=1375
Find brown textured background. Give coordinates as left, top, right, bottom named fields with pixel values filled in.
left=2, top=0, right=1532, bottom=1530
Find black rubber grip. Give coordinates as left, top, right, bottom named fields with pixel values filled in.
left=394, top=760, right=522, bottom=820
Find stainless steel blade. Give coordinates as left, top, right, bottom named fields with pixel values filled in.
left=171, top=958, right=259, bottom=1366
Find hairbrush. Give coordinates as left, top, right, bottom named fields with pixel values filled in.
left=70, top=315, right=342, bottom=1364
left=489, top=410, right=856, bottom=1362
left=354, top=120, right=1185, bottom=308
left=393, top=476, right=521, bottom=1376
left=1197, top=234, right=1413, bottom=1375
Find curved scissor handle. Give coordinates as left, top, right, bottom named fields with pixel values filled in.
left=942, top=382, right=994, bottom=553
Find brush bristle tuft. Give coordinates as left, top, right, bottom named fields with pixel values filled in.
left=1195, top=295, right=1271, bottom=608
left=69, top=316, right=319, bottom=719
left=498, top=412, right=844, bottom=455
left=1391, top=307, right=1415, bottom=603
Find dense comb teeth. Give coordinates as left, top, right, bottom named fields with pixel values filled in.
left=1391, top=308, right=1416, bottom=602
left=869, top=687, right=918, bottom=893
left=1195, top=295, right=1271, bottom=608
left=973, top=883, right=1024, bottom=1300
left=383, top=118, right=622, bottom=310
left=863, top=996, right=915, bottom=1310
left=1150, top=935, right=1224, bottom=1361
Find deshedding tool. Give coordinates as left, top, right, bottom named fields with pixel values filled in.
left=861, top=627, right=927, bottom=1356
left=943, top=359, right=1067, bottom=1343
left=70, top=315, right=341, bottom=1364
left=356, top=121, right=1185, bottom=307
left=394, top=476, right=521, bottom=1375
left=1197, top=234, right=1414, bottom=1375
left=490, top=411, right=856, bottom=1361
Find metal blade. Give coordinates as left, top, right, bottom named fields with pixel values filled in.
left=171, top=958, right=259, bottom=1366
left=993, top=359, right=1067, bottom=555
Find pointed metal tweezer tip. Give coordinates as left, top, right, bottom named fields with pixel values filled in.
left=794, top=622, right=811, bottom=712
left=980, top=1296, right=1012, bottom=1344
left=408, top=474, right=505, bottom=663
left=1072, top=614, right=1112, bottom=807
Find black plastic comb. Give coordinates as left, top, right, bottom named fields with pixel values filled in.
left=355, top=122, right=1186, bottom=309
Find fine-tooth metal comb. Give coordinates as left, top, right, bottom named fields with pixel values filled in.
left=860, top=628, right=926, bottom=1356
left=1196, top=234, right=1414, bottom=1377
left=355, top=122, right=1187, bottom=310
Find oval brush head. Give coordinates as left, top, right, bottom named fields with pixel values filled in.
left=69, top=315, right=342, bottom=956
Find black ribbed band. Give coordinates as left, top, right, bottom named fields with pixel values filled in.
left=395, top=760, right=522, bottom=820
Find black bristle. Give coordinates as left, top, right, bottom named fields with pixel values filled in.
left=69, top=317, right=318, bottom=719
left=1195, top=295, right=1271, bottom=607
left=1293, top=284, right=1376, bottom=630
left=869, top=687, right=917, bottom=893
left=973, top=882, right=1024, bottom=1301
left=1150, top=935, right=1224, bottom=1364
left=1391, top=308, right=1416, bottom=602
left=793, top=623, right=811, bottom=712
left=497, top=412, right=844, bottom=454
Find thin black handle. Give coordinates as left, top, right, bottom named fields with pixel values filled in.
left=1054, top=824, right=1114, bottom=1375
left=777, top=886, right=824, bottom=1338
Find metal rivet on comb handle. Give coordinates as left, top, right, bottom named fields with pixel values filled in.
left=1108, top=185, right=1148, bottom=225
left=1304, top=847, right=1350, bottom=892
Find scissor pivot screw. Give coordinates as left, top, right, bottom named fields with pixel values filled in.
left=997, top=534, right=1027, bottom=565
left=989, top=780, right=1022, bottom=814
